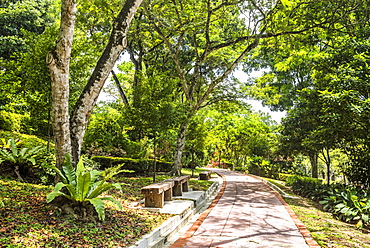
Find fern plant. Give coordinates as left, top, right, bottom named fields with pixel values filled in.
left=0, top=138, right=44, bottom=165
left=0, top=138, right=44, bottom=181
left=47, top=154, right=124, bottom=221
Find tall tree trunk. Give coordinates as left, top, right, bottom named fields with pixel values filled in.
left=69, top=0, right=143, bottom=165
left=171, top=121, right=189, bottom=176
left=48, top=0, right=142, bottom=169
left=309, top=152, right=318, bottom=178
left=46, top=0, right=76, bottom=169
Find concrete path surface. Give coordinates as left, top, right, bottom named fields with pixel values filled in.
left=170, top=169, right=317, bottom=248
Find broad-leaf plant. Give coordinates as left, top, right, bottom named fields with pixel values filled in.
left=47, top=154, right=124, bottom=221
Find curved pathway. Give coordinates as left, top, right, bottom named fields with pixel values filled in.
left=171, top=169, right=319, bottom=248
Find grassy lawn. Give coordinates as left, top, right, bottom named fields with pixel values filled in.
left=0, top=169, right=215, bottom=247
left=265, top=178, right=370, bottom=248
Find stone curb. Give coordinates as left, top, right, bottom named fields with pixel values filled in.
left=129, top=175, right=223, bottom=248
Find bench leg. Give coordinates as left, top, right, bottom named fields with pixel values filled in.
left=182, top=181, right=189, bottom=192
left=173, top=184, right=182, bottom=196
left=144, top=193, right=164, bottom=208
left=164, top=188, right=173, bottom=201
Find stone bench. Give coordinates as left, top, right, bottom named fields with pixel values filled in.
left=164, top=175, right=190, bottom=196
left=199, top=171, right=211, bottom=180
left=141, top=181, right=174, bottom=208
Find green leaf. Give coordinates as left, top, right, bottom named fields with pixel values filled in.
left=87, top=182, right=114, bottom=199
left=335, top=203, right=346, bottom=209
left=100, top=196, right=122, bottom=210
left=88, top=198, right=106, bottom=221
left=356, top=220, right=363, bottom=229
left=76, top=171, right=92, bottom=201
left=62, top=154, right=76, bottom=186
left=48, top=165, right=68, bottom=184
left=28, top=157, right=36, bottom=165
left=10, top=139, right=18, bottom=156
left=46, top=191, right=66, bottom=203
left=362, top=214, right=369, bottom=223
left=65, top=184, right=77, bottom=199
left=75, top=155, right=85, bottom=177
left=46, top=182, right=67, bottom=203
left=90, top=169, right=101, bottom=183
left=340, top=207, right=350, bottom=214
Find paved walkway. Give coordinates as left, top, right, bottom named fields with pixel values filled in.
left=171, top=169, right=317, bottom=248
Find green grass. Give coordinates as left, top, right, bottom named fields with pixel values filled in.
left=265, top=178, right=370, bottom=247
left=181, top=167, right=210, bottom=178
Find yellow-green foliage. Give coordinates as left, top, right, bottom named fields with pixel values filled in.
left=0, top=111, right=23, bottom=132
left=0, top=130, right=52, bottom=150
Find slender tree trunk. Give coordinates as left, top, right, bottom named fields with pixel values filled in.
left=171, top=121, right=189, bottom=176
left=152, top=135, right=157, bottom=183
left=309, top=152, right=318, bottom=178
left=69, top=0, right=143, bottom=165
left=46, top=0, right=76, bottom=169
left=325, top=148, right=331, bottom=185
left=111, top=70, right=129, bottom=106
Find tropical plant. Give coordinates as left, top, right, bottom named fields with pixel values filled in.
left=320, top=185, right=370, bottom=229
left=0, top=138, right=45, bottom=181
left=47, top=154, right=124, bottom=221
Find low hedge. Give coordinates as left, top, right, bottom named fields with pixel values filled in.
left=278, top=173, right=294, bottom=181
left=288, top=175, right=324, bottom=200
left=234, top=167, right=247, bottom=172
left=0, top=111, right=50, bottom=136
left=91, top=156, right=172, bottom=173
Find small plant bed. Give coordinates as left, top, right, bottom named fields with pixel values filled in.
left=265, top=178, right=370, bottom=247
left=0, top=179, right=169, bottom=247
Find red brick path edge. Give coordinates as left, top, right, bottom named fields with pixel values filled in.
left=170, top=172, right=227, bottom=248
left=248, top=174, right=321, bottom=248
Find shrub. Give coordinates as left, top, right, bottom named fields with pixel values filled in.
left=286, top=175, right=325, bottom=200
left=0, top=138, right=45, bottom=181
left=0, top=131, right=55, bottom=184
left=0, top=111, right=22, bottom=132
left=248, top=157, right=278, bottom=179
left=47, top=154, right=124, bottom=221
left=319, top=185, right=370, bottom=228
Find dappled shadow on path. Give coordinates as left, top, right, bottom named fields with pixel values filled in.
left=182, top=168, right=308, bottom=248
